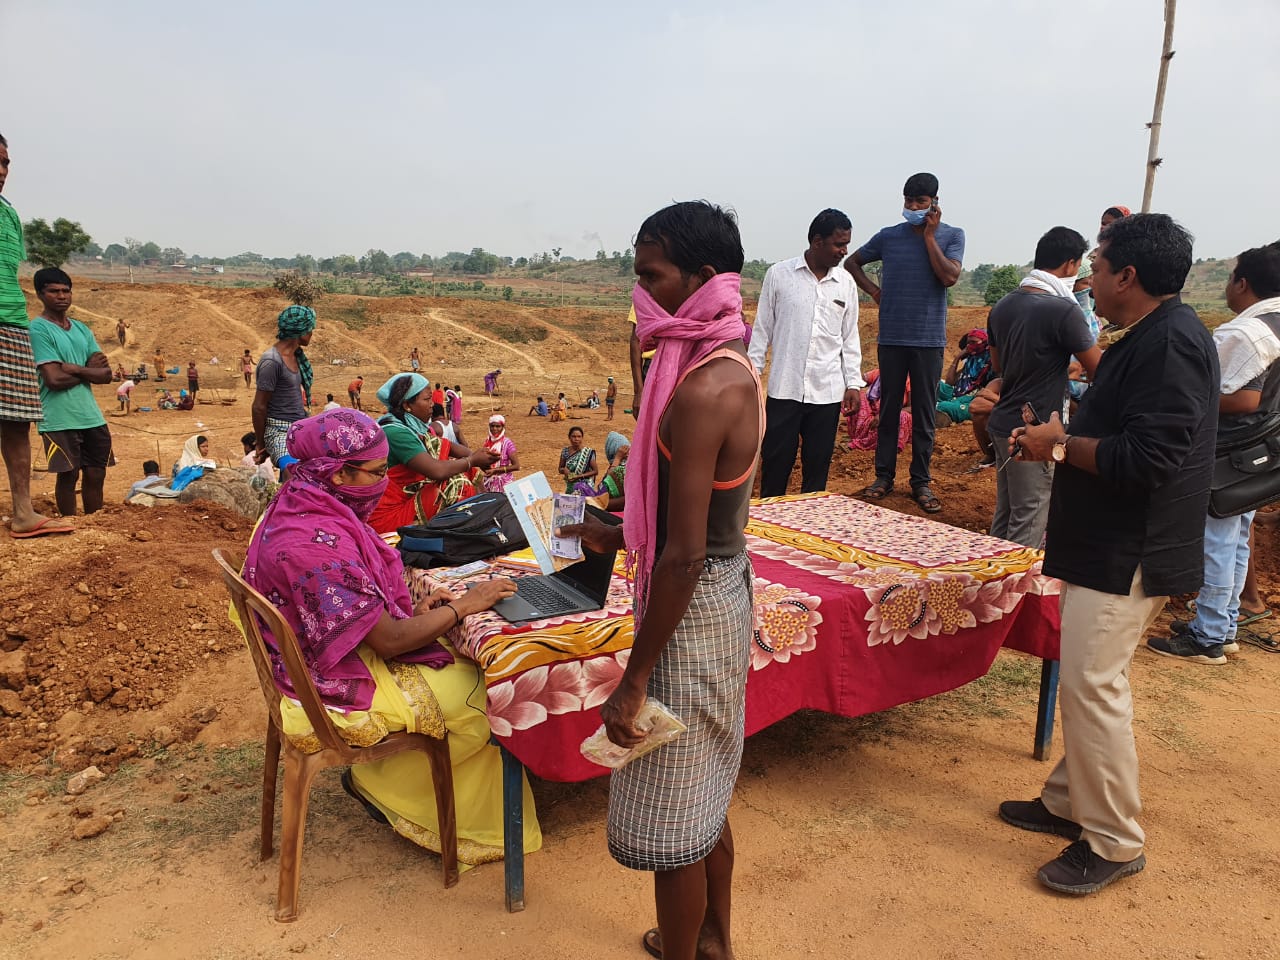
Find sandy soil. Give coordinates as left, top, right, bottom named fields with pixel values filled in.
left=1, top=282, right=1279, bottom=960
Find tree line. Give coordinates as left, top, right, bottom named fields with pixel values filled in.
left=19, top=212, right=1036, bottom=306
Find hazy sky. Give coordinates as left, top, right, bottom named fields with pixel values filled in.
left=3, top=0, right=1277, bottom=267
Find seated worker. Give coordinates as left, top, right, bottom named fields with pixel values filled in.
left=558, top=426, right=598, bottom=493
left=936, top=328, right=994, bottom=426
left=176, top=389, right=194, bottom=411
left=368, top=373, right=495, bottom=534
left=156, top=389, right=178, bottom=410
left=238, top=409, right=541, bottom=865
left=113, top=362, right=127, bottom=382
left=175, top=434, right=218, bottom=473
left=126, top=460, right=167, bottom=499
left=240, top=431, right=277, bottom=484
left=847, top=369, right=911, bottom=453
left=550, top=392, right=569, bottom=422
left=527, top=395, right=549, bottom=417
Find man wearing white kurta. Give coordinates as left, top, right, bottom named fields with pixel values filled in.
left=749, top=209, right=865, bottom=497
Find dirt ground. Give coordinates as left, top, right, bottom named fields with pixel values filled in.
left=1, top=282, right=1279, bottom=960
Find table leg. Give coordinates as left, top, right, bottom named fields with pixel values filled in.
left=1033, top=659, right=1060, bottom=761
left=500, top=742, right=526, bottom=912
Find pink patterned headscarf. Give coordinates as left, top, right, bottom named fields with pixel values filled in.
left=623, top=272, right=748, bottom=617
left=244, top=409, right=451, bottom=712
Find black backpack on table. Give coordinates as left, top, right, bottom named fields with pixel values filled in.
left=397, top=491, right=528, bottom=569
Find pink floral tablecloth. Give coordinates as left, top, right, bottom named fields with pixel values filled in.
left=406, top=493, right=1061, bottom=782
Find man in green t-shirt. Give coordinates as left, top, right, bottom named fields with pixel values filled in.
left=0, top=133, right=73, bottom=537
left=28, top=268, right=114, bottom=516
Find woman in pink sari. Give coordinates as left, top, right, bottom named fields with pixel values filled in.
left=846, top=368, right=911, bottom=452
left=481, top=414, right=519, bottom=492
left=239, top=409, right=540, bottom=865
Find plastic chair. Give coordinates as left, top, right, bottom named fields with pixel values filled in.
left=212, top=548, right=459, bottom=922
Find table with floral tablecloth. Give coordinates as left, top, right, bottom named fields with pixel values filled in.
left=406, top=492, right=1061, bottom=784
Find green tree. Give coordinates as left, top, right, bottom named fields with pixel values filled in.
left=362, top=249, right=393, bottom=276
left=138, top=241, right=162, bottom=261
left=969, top=263, right=995, bottom=292
left=741, top=259, right=771, bottom=282
left=161, top=246, right=186, bottom=264
left=273, top=270, right=323, bottom=306
left=983, top=265, right=1022, bottom=305
left=103, top=242, right=127, bottom=264
left=502, top=285, right=513, bottom=301
left=82, top=240, right=103, bottom=258
left=461, top=247, right=499, bottom=274
left=22, top=217, right=93, bottom=268
left=294, top=253, right=317, bottom=274
left=391, top=251, right=418, bottom=272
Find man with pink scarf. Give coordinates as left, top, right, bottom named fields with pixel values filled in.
left=562, top=202, right=764, bottom=960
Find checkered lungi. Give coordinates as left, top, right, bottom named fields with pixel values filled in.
left=263, top=416, right=294, bottom=466
left=607, top=551, right=753, bottom=871
left=0, top=324, right=43, bottom=422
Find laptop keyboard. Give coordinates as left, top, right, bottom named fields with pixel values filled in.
left=516, top=577, right=578, bottom=613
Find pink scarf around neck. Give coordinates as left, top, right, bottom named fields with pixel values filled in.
left=623, top=272, right=748, bottom=618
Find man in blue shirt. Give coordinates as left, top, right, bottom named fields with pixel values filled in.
left=845, top=172, right=965, bottom=513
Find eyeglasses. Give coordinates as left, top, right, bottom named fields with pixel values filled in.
left=346, top=463, right=388, bottom=479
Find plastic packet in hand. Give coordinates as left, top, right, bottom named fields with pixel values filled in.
left=579, top=698, right=688, bottom=769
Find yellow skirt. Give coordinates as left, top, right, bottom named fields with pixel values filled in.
left=279, top=646, right=542, bottom=867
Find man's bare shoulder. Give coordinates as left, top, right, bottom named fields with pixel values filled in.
left=673, top=351, right=757, bottom=407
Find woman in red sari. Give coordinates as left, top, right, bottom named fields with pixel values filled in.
left=368, top=373, right=495, bottom=534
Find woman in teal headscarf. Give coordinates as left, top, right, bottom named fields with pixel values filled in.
left=252, top=304, right=316, bottom=469
left=571, top=430, right=629, bottom=509
left=367, top=373, right=496, bottom=534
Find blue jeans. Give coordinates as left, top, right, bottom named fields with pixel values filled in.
left=1187, top=511, right=1255, bottom=647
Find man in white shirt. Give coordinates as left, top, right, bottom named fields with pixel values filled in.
left=748, top=208, right=864, bottom=497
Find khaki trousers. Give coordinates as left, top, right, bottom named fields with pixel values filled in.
left=1040, top=566, right=1164, bottom=863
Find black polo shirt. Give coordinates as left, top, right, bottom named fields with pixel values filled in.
left=1044, top=296, right=1218, bottom=596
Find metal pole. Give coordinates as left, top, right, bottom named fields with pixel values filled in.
left=1141, top=0, right=1177, bottom=213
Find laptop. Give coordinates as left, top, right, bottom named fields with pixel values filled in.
left=492, top=506, right=621, bottom=625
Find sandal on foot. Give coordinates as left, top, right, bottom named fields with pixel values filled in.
left=861, top=479, right=893, bottom=501
left=642, top=928, right=663, bottom=959
left=912, top=486, right=943, bottom=514
left=1238, top=608, right=1273, bottom=628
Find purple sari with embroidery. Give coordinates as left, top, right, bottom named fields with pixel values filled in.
left=243, top=409, right=451, bottom=712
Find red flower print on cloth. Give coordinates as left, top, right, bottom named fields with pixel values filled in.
left=750, top=579, right=823, bottom=671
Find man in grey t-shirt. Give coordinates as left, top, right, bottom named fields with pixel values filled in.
left=987, top=227, right=1100, bottom=547
left=252, top=304, right=316, bottom=468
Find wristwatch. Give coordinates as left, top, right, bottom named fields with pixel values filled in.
left=1051, top=436, right=1069, bottom=463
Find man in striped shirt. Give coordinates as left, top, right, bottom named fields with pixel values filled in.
left=0, top=133, right=73, bottom=538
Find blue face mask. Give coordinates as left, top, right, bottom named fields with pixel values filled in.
left=902, top=207, right=929, bottom=226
